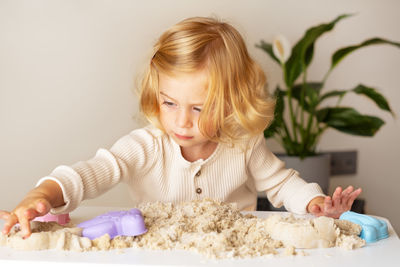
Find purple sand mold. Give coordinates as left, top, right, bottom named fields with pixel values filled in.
left=77, top=208, right=147, bottom=240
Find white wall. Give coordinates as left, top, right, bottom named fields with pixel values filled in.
left=1, top=0, right=399, bottom=232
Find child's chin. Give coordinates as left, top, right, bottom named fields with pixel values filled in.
left=174, top=138, right=194, bottom=146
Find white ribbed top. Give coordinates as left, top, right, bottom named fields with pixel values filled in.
left=37, top=125, right=324, bottom=214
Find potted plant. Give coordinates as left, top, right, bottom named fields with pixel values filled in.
left=256, top=14, right=399, bottom=194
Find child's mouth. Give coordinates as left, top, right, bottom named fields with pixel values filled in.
left=175, top=133, right=194, bottom=140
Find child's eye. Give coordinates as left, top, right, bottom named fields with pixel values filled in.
left=193, top=107, right=202, bottom=113
left=163, top=101, right=176, bottom=107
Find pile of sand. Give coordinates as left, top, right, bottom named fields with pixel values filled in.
left=0, top=199, right=365, bottom=258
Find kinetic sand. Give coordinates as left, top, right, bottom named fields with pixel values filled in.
left=0, top=199, right=365, bottom=258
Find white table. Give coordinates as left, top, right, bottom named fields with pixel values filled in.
left=1, top=206, right=399, bottom=267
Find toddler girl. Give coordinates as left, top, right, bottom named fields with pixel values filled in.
left=1, top=17, right=361, bottom=238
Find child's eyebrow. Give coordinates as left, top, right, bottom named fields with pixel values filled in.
left=159, top=91, right=204, bottom=106
left=159, top=91, right=175, bottom=101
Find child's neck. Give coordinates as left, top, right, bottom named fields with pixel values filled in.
left=180, top=142, right=218, bottom=162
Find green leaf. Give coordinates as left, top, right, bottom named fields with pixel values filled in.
left=282, top=136, right=296, bottom=154
left=264, top=119, right=278, bottom=138
left=319, top=90, right=347, bottom=103
left=331, top=38, right=400, bottom=71
left=264, top=86, right=285, bottom=138
left=304, top=43, right=315, bottom=67
left=305, top=82, right=322, bottom=108
left=316, top=107, right=385, bottom=136
left=352, top=84, right=394, bottom=115
left=255, top=40, right=281, bottom=65
left=284, top=14, right=353, bottom=88
left=291, top=82, right=323, bottom=111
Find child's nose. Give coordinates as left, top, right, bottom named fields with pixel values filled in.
left=176, top=109, right=192, bottom=128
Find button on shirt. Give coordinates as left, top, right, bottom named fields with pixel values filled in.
left=193, top=168, right=203, bottom=196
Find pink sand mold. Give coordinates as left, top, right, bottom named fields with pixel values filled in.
left=77, top=209, right=147, bottom=240
left=34, top=213, right=70, bottom=225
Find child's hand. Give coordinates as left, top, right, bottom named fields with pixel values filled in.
left=307, top=186, right=362, bottom=219
left=0, top=194, right=51, bottom=238
left=0, top=180, right=63, bottom=238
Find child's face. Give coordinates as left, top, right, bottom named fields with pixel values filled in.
left=158, top=69, right=211, bottom=149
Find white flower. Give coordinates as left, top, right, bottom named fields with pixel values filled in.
left=272, top=35, right=292, bottom=64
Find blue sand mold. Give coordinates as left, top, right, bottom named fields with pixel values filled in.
left=340, top=211, right=389, bottom=243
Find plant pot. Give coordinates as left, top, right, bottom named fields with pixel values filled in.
left=277, top=153, right=331, bottom=194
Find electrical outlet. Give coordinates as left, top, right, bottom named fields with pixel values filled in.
left=329, top=150, right=357, bottom=175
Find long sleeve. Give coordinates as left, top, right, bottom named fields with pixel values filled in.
left=36, top=127, right=158, bottom=214
left=247, top=135, right=325, bottom=214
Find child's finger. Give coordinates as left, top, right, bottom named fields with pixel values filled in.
left=344, top=185, right=353, bottom=193
left=341, top=186, right=353, bottom=204
left=2, top=223, right=13, bottom=235
left=324, top=196, right=333, bottom=211
left=23, top=200, right=49, bottom=220
left=0, top=210, right=10, bottom=221
left=21, top=200, right=51, bottom=221
left=36, top=200, right=50, bottom=216
left=343, top=185, right=354, bottom=198
left=24, top=208, right=39, bottom=221
left=19, top=215, right=31, bottom=239
left=310, top=204, right=322, bottom=215
left=347, top=188, right=362, bottom=206
left=1, top=212, right=18, bottom=235
left=332, top=187, right=342, bottom=206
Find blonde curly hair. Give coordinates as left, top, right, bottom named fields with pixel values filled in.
left=139, top=17, right=275, bottom=144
